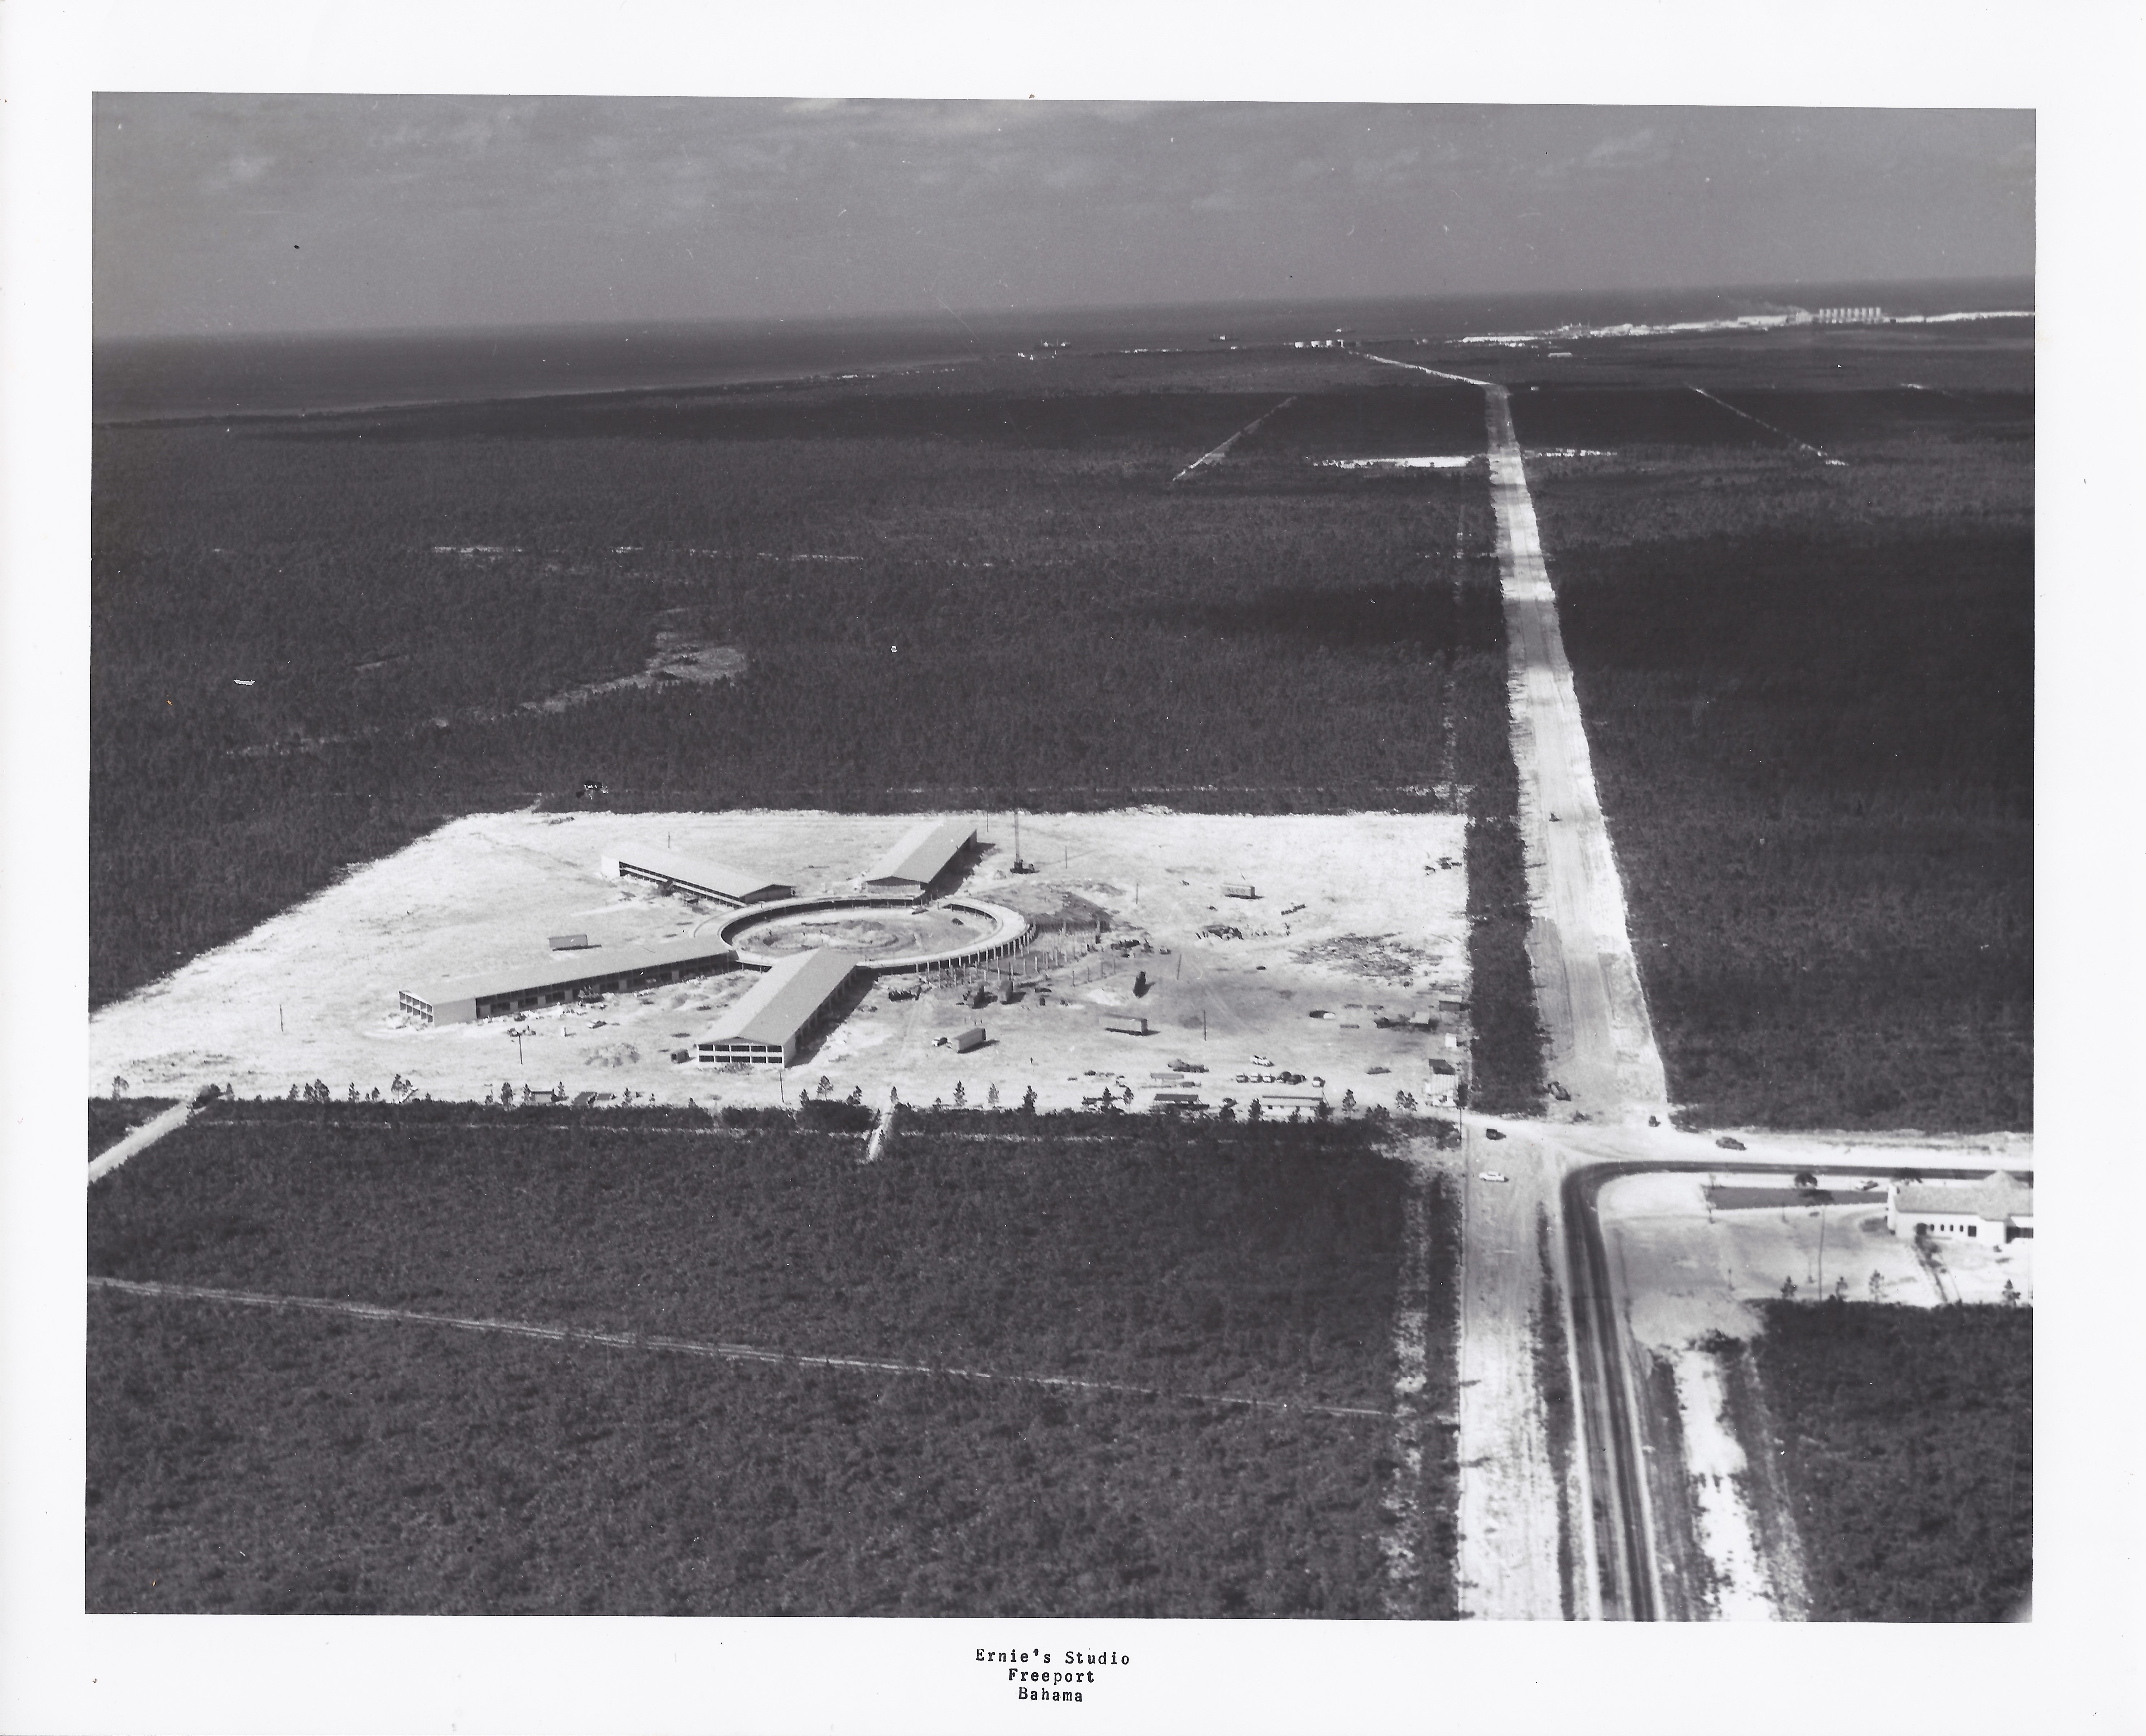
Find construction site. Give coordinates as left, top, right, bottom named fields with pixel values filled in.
left=87, top=809, right=1473, bottom=1116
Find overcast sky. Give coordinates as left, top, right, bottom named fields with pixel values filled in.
left=93, top=97, right=2033, bottom=339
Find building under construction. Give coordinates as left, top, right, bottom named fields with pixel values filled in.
left=862, top=818, right=976, bottom=897
left=602, top=844, right=796, bottom=908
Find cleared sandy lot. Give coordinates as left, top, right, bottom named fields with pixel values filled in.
left=89, top=810, right=1468, bottom=1113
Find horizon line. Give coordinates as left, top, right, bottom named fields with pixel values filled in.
left=93, top=272, right=2037, bottom=350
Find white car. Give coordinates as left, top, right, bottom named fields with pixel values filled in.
left=1479, top=1170, right=1509, bottom=1184
left=1250, top=1053, right=1274, bottom=1067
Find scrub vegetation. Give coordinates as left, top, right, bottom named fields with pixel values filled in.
left=1742, top=1299, right=2031, bottom=1622
left=1514, top=360, right=2031, bottom=1131
left=86, top=1114, right=1459, bottom=1616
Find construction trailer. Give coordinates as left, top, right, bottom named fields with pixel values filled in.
left=694, top=948, right=866, bottom=1068
left=602, top=844, right=796, bottom=908
left=1103, top=1014, right=1153, bottom=1036
left=548, top=933, right=592, bottom=951
left=955, top=1027, right=987, bottom=1054
left=1223, top=882, right=1258, bottom=900
left=399, top=936, right=738, bottom=1025
left=863, top=817, right=977, bottom=897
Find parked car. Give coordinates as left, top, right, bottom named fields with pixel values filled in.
left=1479, top=1170, right=1509, bottom=1184
left=1715, top=1135, right=1746, bottom=1151
left=1483, top=1127, right=1506, bottom=1142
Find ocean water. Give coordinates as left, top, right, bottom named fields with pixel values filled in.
left=93, top=277, right=2032, bottom=423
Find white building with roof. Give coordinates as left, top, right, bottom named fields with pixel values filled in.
left=1887, top=1171, right=2034, bottom=1244
left=400, top=935, right=738, bottom=1025
left=602, top=844, right=795, bottom=908
left=694, top=948, right=865, bottom=1068
left=862, top=818, right=976, bottom=897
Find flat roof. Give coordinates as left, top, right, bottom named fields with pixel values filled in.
left=1896, top=1172, right=2033, bottom=1219
left=605, top=844, right=795, bottom=902
left=865, top=817, right=976, bottom=887
left=406, top=934, right=737, bottom=1006
left=702, top=948, right=861, bottom=1049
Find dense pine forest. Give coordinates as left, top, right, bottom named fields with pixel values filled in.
left=1516, top=370, right=2032, bottom=1131
left=92, top=363, right=1516, bottom=1005
left=88, top=1114, right=1457, bottom=1615
left=1746, top=1300, right=2032, bottom=1621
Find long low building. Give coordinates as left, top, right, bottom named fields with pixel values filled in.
left=400, top=936, right=738, bottom=1025
left=694, top=947, right=867, bottom=1068
left=1888, top=1172, right=2035, bottom=1244
left=602, top=844, right=796, bottom=908
left=863, top=817, right=977, bottom=896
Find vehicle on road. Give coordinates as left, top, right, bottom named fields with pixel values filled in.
left=1483, top=1127, right=1506, bottom=1141
left=1479, top=1170, right=1509, bottom=1184
left=1715, top=1135, right=1747, bottom=1151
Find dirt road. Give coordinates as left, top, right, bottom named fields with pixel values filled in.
left=1172, top=396, right=1297, bottom=481
left=1483, top=385, right=1668, bottom=1124
left=1453, top=1124, right=1567, bottom=1618
left=85, top=1098, right=195, bottom=1184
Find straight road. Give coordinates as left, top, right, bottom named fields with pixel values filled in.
left=1172, top=396, right=1297, bottom=481
left=1484, top=384, right=1668, bottom=1123
left=1368, top=350, right=2026, bottom=1620
left=1369, top=351, right=1668, bottom=1617
left=86, top=1097, right=195, bottom=1183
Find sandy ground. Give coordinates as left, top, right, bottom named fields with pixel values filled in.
left=1453, top=1121, right=1566, bottom=1619
left=1379, top=1138, right=1445, bottom=1618
left=88, top=810, right=1468, bottom=1114
left=1603, top=1169, right=2034, bottom=1337
left=1660, top=1346, right=1776, bottom=1619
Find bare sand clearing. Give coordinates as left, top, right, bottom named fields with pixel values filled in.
left=89, top=810, right=1468, bottom=1113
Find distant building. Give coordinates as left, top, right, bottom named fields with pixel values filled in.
left=1887, top=1172, right=2033, bottom=1244
left=694, top=948, right=866, bottom=1068
left=400, top=935, right=738, bottom=1025
left=862, top=818, right=976, bottom=897
left=603, top=845, right=796, bottom=908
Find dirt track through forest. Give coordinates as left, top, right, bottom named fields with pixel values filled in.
left=86, top=1276, right=1394, bottom=1421
left=1689, top=386, right=1842, bottom=464
left=1171, top=396, right=1297, bottom=480
left=85, top=1099, right=195, bottom=1183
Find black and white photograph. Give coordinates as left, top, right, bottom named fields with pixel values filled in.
left=3, top=5, right=2138, bottom=1732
